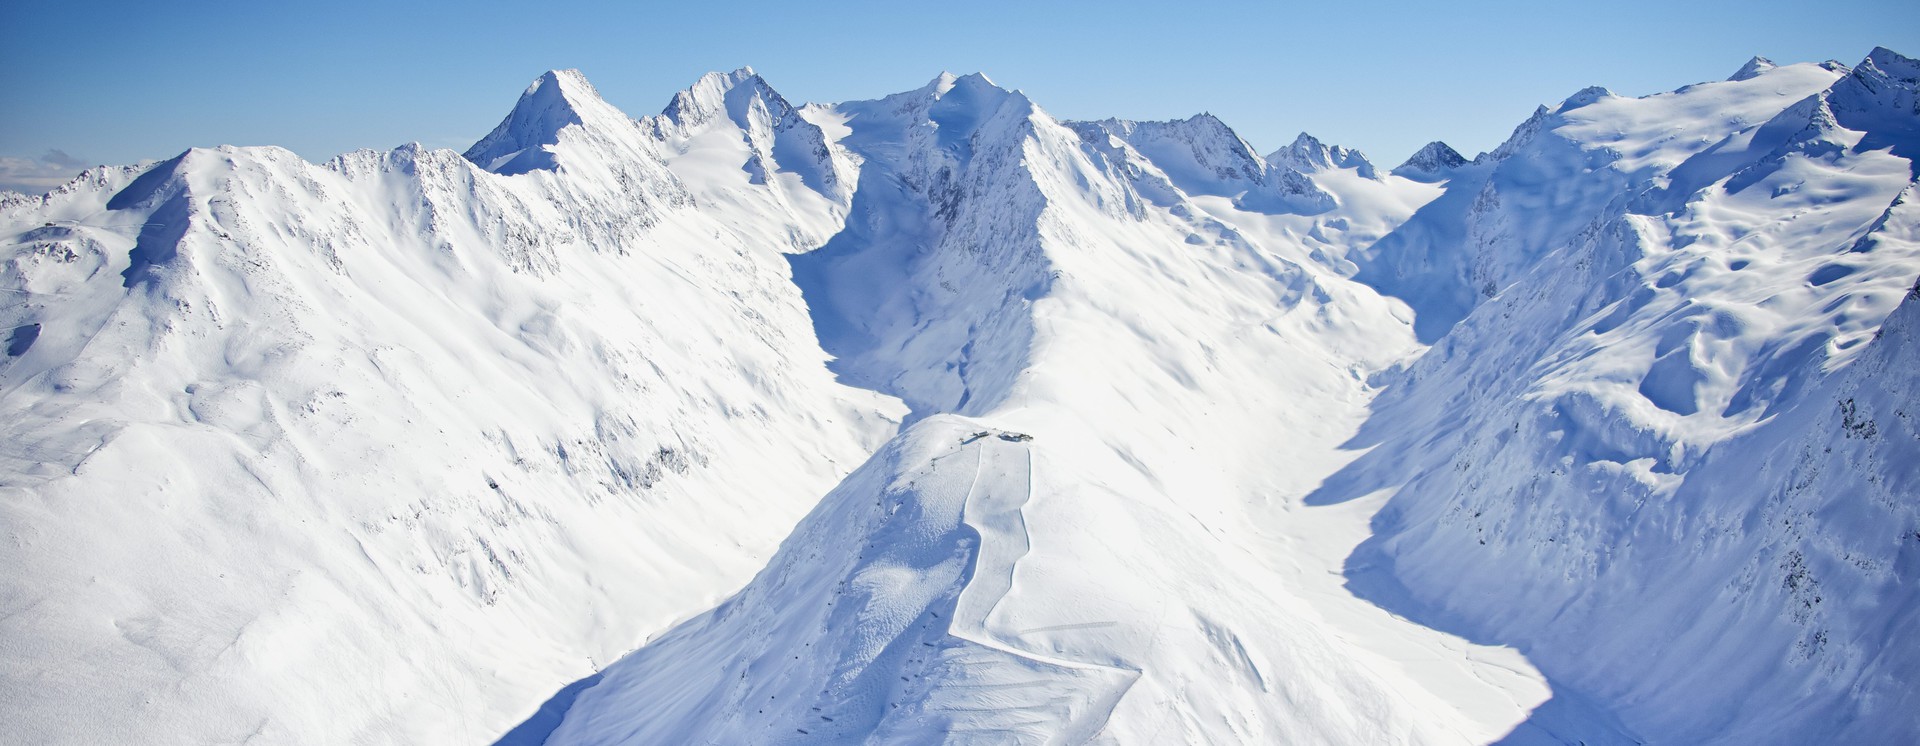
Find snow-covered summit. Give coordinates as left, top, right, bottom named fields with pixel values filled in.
left=1334, top=48, right=1920, bottom=743
left=1070, top=114, right=1337, bottom=213
left=1267, top=131, right=1379, bottom=178
left=1558, top=84, right=1616, bottom=110
left=1730, top=55, right=1777, bottom=81
left=462, top=69, right=643, bottom=174
left=646, top=66, right=852, bottom=202
left=659, top=66, right=763, bottom=128
left=1825, top=46, right=1920, bottom=164
left=1393, top=140, right=1468, bottom=181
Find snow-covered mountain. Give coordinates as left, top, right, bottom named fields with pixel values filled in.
left=3, top=48, right=1917, bottom=746
left=1268, top=131, right=1381, bottom=179
left=0, top=71, right=900, bottom=745
left=1393, top=140, right=1469, bottom=182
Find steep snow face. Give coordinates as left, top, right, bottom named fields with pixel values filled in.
left=1357, top=61, right=1851, bottom=342
left=649, top=67, right=854, bottom=210
left=787, top=73, right=1056, bottom=420
left=1322, top=51, right=1920, bottom=744
left=1827, top=47, right=1920, bottom=167
left=0, top=73, right=900, bottom=744
left=462, top=69, right=662, bottom=178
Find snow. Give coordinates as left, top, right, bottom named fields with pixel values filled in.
left=1268, top=131, right=1380, bottom=179
left=1318, top=52, right=1920, bottom=743
left=1393, top=140, right=1468, bottom=182
left=4, top=49, right=1919, bottom=746
left=0, top=77, right=899, bottom=744
left=1730, top=55, right=1777, bottom=82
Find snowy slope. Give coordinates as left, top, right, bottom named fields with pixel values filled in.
left=541, top=53, right=1920, bottom=745
left=0, top=71, right=899, bottom=744
left=3, top=48, right=1918, bottom=746
left=1320, top=48, right=1920, bottom=743
left=540, top=72, right=1555, bottom=745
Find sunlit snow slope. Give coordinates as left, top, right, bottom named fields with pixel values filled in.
left=3, top=49, right=1918, bottom=746
left=0, top=70, right=899, bottom=744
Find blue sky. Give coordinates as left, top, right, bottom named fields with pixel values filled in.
left=2, top=0, right=1915, bottom=192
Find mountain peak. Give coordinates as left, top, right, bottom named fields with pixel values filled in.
left=926, top=71, right=961, bottom=96
left=1729, top=56, right=1777, bottom=81
left=919, top=71, right=1011, bottom=101
left=1268, top=131, right=1377, bottom=178
left=952, top=71, right=998, bottom=88
left=662, top=66, right=779, bottom=128
left=464, top=68, right=630, bottom=174
left=1824, top=46, right=1920, bottom=165
left=1863, top=46, right=1920, bottom=81
left=1393, top=140, right=1468, bottom=181
left=533, top=68, right=597, bottom=98
left=1558, top=85, right=1615, bottom=111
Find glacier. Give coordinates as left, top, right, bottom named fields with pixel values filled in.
left=2, top=48, right=1918, bottom=745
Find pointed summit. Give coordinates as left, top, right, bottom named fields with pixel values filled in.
left=650, top=66, right=852, bottom=198
left=464, top=69, right=634, bottom=174
left=1394, top=141, right=1468, bottom=182
left=661, top=67, right=767, bottom=128
left=1267, top=132, right=1377, bottom=178
left=1729, top=56, right=1777, bottom=81
left=1825, top=46, right=1920, bottom=164
left=1069, top=114, right=1336, bottom=214
left=1557, top=85, right=1614, bottom=111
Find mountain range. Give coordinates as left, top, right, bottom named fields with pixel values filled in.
left=3, top=48, right=1917, bottom=744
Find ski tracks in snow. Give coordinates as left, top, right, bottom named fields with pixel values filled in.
left=934, top=435, right=1140, bottom=744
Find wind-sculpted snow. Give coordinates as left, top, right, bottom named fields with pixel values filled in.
left=4, top=48, right=1919, bottom=746
left=536, top=419, right=1136, bottom=745
left=1317, top=50, right=1920, bottom=743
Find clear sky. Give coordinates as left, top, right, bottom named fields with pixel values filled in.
left=3, top=0, right=1916, bottom=192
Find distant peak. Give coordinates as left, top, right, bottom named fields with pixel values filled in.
left=924, top=71, right=1006, bottom=100
left=659, top=66, right=794, bottom=129
left=1729, top=56, right=1777, bottom=82
left=690, top=67, right=762, bottom=91
left=1862, top=46, right=1920, bottom=79
left=1559, top=85, right=1614, bottom=111
left=1269, top=131, right=1377, bottom=178
left=928, top=71, right=960, bottom=96
left=532, top=68, right=597, bottom=96
left=953, top=71, right=998, bottom=87
left=1393, top=141, right=1468, bottom=181
left=1177, top=112, right=1234, bottom=133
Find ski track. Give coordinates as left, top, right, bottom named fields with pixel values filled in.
left=946, top=436, right=1141, bottom=743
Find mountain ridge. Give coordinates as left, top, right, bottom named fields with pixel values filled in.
left=3, top=50, right=1918, bottom=745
